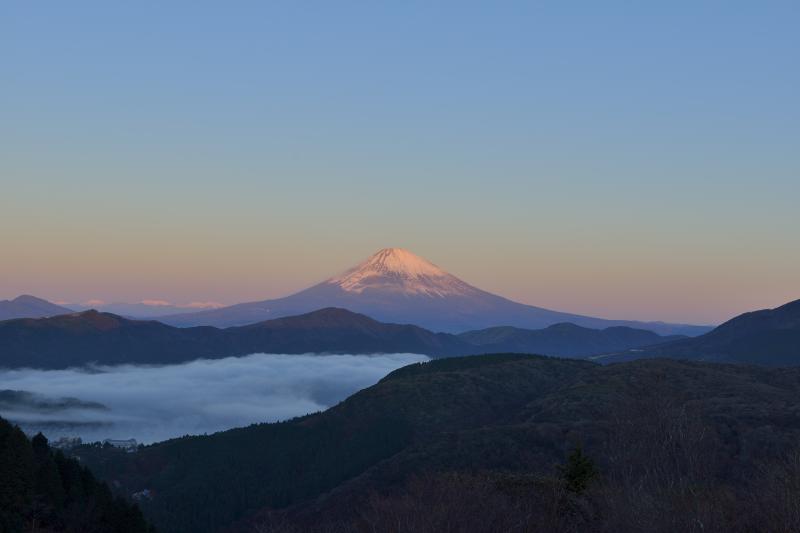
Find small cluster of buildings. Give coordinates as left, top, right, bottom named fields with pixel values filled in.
left=34, top=434, right=140, bottom=453
left=103, top=438, right=139, bottom=452
left=51, top=436, right=83, bottom=450
left=132, top=489, right=153, bottom=501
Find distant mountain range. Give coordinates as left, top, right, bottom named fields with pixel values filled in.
left=68, top=301, right=225, bottom=318
left=0, top=308, right=681, bottom=370
left=598, top=298, right=800, bottom=366
left=1, top=296, right=797, bottom=369
left=0, top=295, right=72, bottom=321
left=0, top=249, right=711, bottom=335
left=157, top=248, right=711, bottom=336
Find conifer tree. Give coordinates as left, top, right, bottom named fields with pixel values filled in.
left=558, top=445, right=598, bottom=494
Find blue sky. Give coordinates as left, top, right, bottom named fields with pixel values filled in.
left=1, top=1, right=798, bottom=323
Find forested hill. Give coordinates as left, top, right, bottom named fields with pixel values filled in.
left=77, top=354, right=800, bottom=533
left=0, top=308, right=681, bottom=369
left=458, top=322, right=683, bottom=357
left=0, top=417, right=152, bottom=532
left=598, top=298, right=800, bottom=365
left=0, top=308, right=469, bottom=368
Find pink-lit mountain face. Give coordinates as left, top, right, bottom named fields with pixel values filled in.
left=160, top=248, right=709, bottom=335
left=328, top=248, right=479, bottom=297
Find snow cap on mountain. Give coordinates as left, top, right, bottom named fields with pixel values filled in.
left=327, top=248, right=477, bottom=297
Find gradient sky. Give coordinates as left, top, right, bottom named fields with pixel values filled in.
left=2, top=1, right=798, bottom=325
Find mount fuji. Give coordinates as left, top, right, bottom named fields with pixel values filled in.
left=159, top=248, right=710, bottom=335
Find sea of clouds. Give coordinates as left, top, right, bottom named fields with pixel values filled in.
left=0, top=352, right=428, bottom=444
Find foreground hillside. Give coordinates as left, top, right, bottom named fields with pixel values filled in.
left=0, top=417, right=152, bottom=532
left=78, top=354, right=800, bottom=533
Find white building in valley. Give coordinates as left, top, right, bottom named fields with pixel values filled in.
left=103, top=438, right=138, bottom=452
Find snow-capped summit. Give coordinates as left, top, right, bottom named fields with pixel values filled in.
left=328, top=248, right=476, bottom=297
left=159, top=247, right=710, bottom=336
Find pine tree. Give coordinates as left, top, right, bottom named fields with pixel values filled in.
left=558, top=445, right=598, bottom=494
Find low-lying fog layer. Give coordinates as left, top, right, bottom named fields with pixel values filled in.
left=0, top=353, right=428, bottom=444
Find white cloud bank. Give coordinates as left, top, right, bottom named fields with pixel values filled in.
left=0, top=353, right=428, bottom=444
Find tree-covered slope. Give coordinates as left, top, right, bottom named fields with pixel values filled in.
left=459, top=322, right=683, bottom=357
left=77, top=354, right=800, bottom=532
left=0, top=417, right=152, bottom=533
left=598, top=298, right=800, bottom=365
left=0, top=308, right=469, bottom=369
left=0, top=308, right=682, bottom=370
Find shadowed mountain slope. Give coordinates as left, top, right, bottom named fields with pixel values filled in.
left=0, top=308, right=471, bottom=369
left=0, top=310, right=228, bottom=368
left=76, top=354, right=800, bottom=533
left=0, top=295, right=73, bottom=321
left=460, top=322, right=684, bottom=358
left=0, top=417, right=152, bottom=532
left=227, top=307, right=470, bottom=356
left=597, top=298, right=800, bottom=366
left=0, top=308, right=684, bottom=369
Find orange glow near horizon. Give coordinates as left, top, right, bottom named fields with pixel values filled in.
left=3, top=3, right=798, bottom=326
left=1, top=239, right=797, bottom=325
